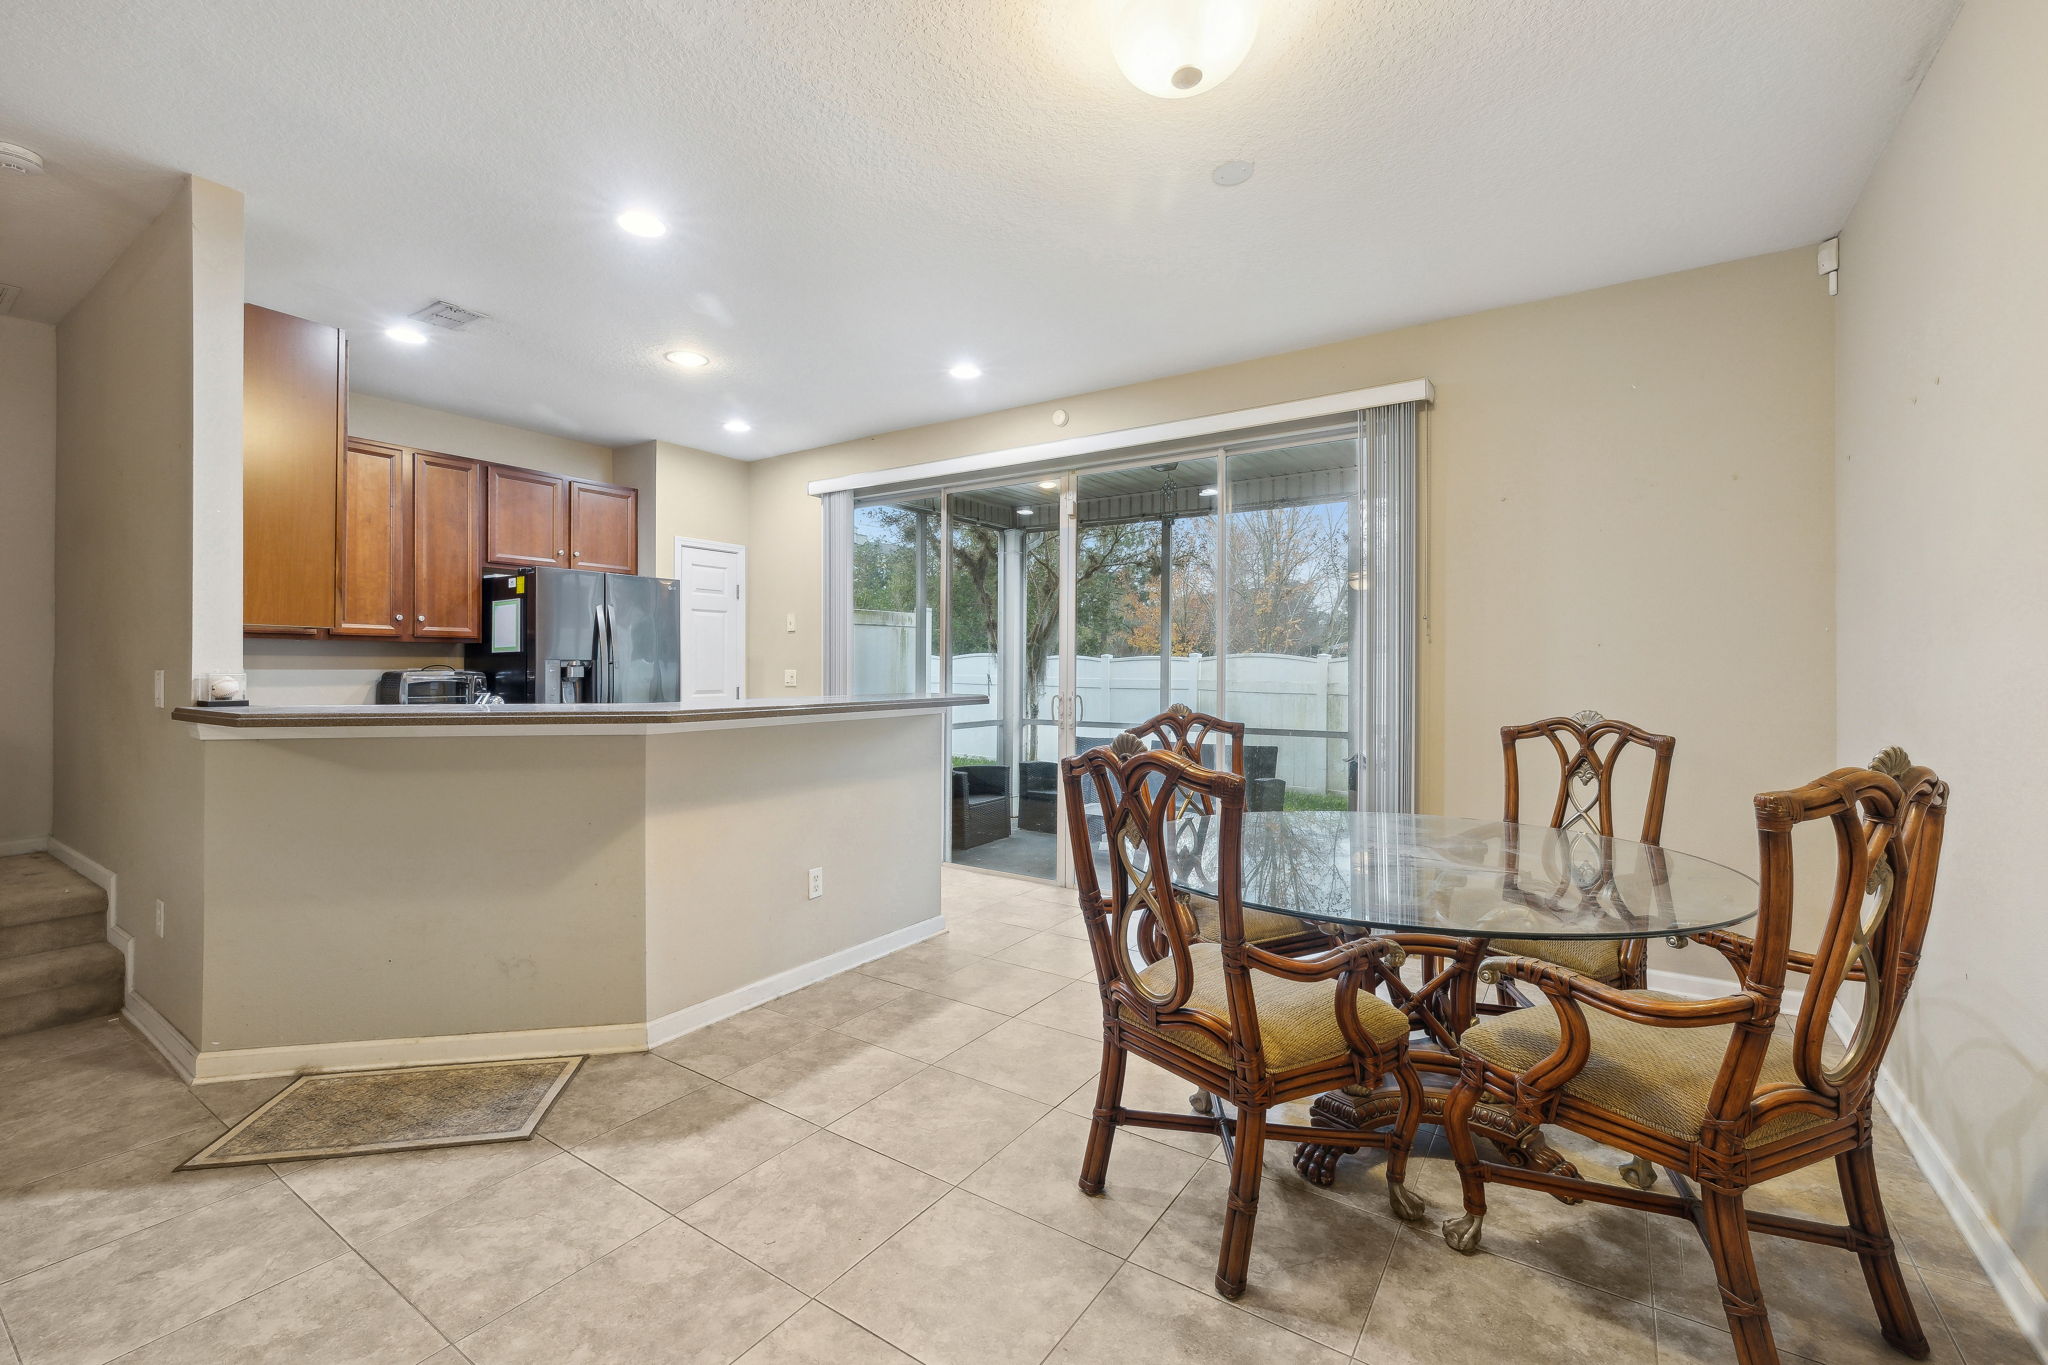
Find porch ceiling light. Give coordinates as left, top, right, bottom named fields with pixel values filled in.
left=1104, top=0, right=1259, bottom=99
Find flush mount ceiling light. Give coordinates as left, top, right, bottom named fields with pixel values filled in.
left=0, top=141, right=45, bottom=175
left=948, top=361, right=983, bottom=380
left=723, top=418, right=751, bottom=434
left=1103, top=0, right=1258, bottom=99
left=1037, top=480, right=1059, bottom=490
left=664, top=350, right=710, bottom=368
left=615, top=209, right=667, bottom=238
left=1200, top=486, right=1218, bottom=496
left=385, top=325, right=428, bottom=345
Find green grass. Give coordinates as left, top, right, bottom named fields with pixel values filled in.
left=951, top=755, right=996, bottom=768
left=1283, top=790, right=1352, bottom=812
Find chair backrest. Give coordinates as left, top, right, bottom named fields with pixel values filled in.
left=1062, top=740, right=1259, bottom=1062
left=1738, top=752, right=1948, bottom=1131
left=1121, top=703, right=1244, bottom=775
left=1502, top=709, right=1676, bottom=845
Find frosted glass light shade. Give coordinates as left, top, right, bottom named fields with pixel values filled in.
left=1103, top=0, right=1259, bottom=99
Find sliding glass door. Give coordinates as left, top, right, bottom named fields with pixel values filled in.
left=841, top=406, right=1417, bottom=886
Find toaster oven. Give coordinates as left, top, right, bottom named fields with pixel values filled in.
left=376, top=668, right=490, bottom=705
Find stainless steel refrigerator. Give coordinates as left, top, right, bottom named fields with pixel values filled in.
left=466, top=568, right=681, bottom=703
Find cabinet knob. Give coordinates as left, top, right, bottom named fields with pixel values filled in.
left=393, top=615, right=403, bottom=622
left=572, top=550, right=581, bottom=558
left=416, top=615, right=425, bottom=622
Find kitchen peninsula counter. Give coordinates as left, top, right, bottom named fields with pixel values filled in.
left=171, top=692, right=979, bottom=1082
left=175, top=692, right=982, bottom=735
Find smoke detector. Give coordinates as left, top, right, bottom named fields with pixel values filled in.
left=408, top=299, right=488, bottom=331
left=0, top=142, right=45, bottom=175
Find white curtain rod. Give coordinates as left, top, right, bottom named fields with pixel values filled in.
left=805, top=378, right=1433, bottom=497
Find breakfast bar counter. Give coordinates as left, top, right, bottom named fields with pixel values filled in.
left=167, top=694, right=981, bottom=1081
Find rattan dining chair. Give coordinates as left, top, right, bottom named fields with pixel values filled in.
left=1119, top=704, right=1327, bottom=959
left=1439, top=751, right=1948, bottom=1365
left=1062, top=740, right=1428, bottom=1298
left=1482, top=709, right=1677, bottom=1000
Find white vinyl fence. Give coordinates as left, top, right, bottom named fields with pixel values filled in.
left=856, top=613, right=1352, bottom=795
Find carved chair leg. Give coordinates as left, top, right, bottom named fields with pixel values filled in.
left=1700, top=1187, right=1781, bottom=1365
left=1383, top=1060, right=1427, bottom=1223
left=1215, top=1106, right=1267, bottom=1299
left=1838, top=1143, right=1930, bottom=1358
left=1079, top=1038, right=1126, bottom=1196
left=1440, top=1065, right=1489, bottom=1253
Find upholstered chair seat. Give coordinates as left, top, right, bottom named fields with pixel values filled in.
left=1482, top=935, right=1626, bottom=985
left=1121, top=943, right=1413, bottom=1070
left=1460, top=991, right=1825, bottom=1149
left=1183, top=892, right=1317, bottom=949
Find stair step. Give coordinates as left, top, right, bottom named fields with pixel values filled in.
left=0, top=853, right=106, bottom=929
left=0, top=942, right=124, bottom=1000
left=0, top=977, right=123, bottom=1039
left=0, top=911, right=105, bottom=962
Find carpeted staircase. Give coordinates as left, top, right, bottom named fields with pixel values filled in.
left=0, top=853, right=123, bottom=1038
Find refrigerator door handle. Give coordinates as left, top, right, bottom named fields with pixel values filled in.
left=591, top=602, right=611, bottom=704
left=601, top=600, right=619, bottom=703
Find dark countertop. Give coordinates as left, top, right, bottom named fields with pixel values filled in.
left=174, top=693, right=987, bottom=730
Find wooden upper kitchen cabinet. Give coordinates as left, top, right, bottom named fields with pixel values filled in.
left=484, top=464, right=568, bottom=569
left=243, top=304, right=343, bottom=634
left=409, top=450, right=485, bottom=641
left=568, top=479, right=638, bottom=573
left=332, top=440, right=408, bottom=637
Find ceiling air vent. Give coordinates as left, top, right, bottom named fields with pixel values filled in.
left=0, top=283, right=21, bottom=315
left=409, top=299, right=489, bottom=331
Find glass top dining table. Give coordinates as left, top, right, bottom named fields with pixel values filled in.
left=1104, top=810, right=1760, bottom=941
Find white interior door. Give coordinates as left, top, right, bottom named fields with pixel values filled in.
left=674, top=538, right=746, bottom=700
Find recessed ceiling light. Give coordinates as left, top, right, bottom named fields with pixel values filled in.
left=948, top=362, right=983, bottom=380
left=723, top=418, right=751, bottom=434
left=664, top=350, right=710, bottom=368
left=385, top=325, right=428, bottom=345
left=1200, top=486, right=1218, bottom=496
left=616, top=210, right=667, bottom=238
left=1037, top=480, right=1058, bottom=490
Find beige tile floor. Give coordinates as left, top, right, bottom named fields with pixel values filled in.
left=0, top=865, right=2033, bottom=1365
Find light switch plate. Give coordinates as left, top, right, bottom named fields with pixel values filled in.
left=783, top=669, right=798, bottom=687
left=785, top=613, right=797, bottom=633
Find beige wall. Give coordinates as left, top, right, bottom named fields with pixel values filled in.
left=0, top=317, right=56, bottom=849
left=201, top=736, right=649, bottom=1048
left=54, top=177, right=245, bottom=1038
left=347, top=391, right=612, bottom=482
left=611, top=439, right=751, bottom=581
left=644, top=713, right=943, bottom=1020
left=749, top=251, right=1838, bottom=899
left=1835, top=0, right=2048, bottom=1306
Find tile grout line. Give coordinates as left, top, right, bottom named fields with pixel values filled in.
left=264, top=1176, right=455, bottom=1358
left=93, top=1250, right=370, bottom=1365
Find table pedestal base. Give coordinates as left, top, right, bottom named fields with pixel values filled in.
left=1291, top=1079, right=1583, bottom=1199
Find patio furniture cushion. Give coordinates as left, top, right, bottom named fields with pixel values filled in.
left=1486, top=936, right=1625, bottom=983
left=1183, top=892, right=1318, bottom=946
left=1119, top=942, right=1410, bottom=1070
left=1460, top=992, right=1826, bottom=1149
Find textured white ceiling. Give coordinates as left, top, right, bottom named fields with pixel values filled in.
left=0, top=0, right=1955, bottom=458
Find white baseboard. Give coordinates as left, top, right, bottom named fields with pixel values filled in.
left=645, top=914, right=947, bottom=1049
left=185, top=1022, right=648, bottom=1085
left=1650, top=970, right=2045, bottom=1360
left=1875, top=1066, right=2048, bottom=1361
left=122, top=991, right=199, bottom=1083
left=0, top=835, right=49, bottom=857
left=45, top=837, right=130, bottom=992
left=135, top=913, right=948, bottom=1085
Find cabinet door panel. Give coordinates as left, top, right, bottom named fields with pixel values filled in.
left=244, top=304, right=341, bottom=633
left=568, top=481, right=638, bottom=574
left=485, top=464, right=568, bottom=568
left=412, top=451, right=484, bottom=641
left=332, top=441, right=407, bottom=637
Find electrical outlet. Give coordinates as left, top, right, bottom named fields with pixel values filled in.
left=807, top=867, right=824, bottom=899
left=785, top=612, right=797, bottom=633
left=153, top=899, right=165, bottom=938
left=783, top=669, right=798, bottom=688
left=152, top=670, right=164, bottom=709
